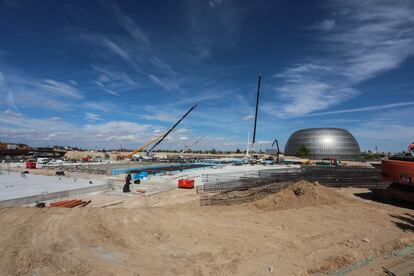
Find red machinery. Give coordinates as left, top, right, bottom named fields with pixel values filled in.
left=380, top=143, right=414, bottom=202
left=26, top=160, right=36, bottom=169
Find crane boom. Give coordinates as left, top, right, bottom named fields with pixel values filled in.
left=127, top=133, right=164, bottom=159
left=271, top=139, right=280, bottom=153
left=272, top=138, right=280, bottom=162
left=181, top=136, right=203, bottom=154
left=252, top=74, right=262, bottom=145
left=146, top=104, right=197, bottom=155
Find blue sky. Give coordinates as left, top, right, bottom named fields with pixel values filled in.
left=0, top=0, right=413, bottom=152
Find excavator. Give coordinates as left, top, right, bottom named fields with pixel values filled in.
left=379, top=143, right=414, bottom=202
left=272, top=139, right=281, bottom=163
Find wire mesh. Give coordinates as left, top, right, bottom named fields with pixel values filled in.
left=199, top=166, right=392, bottom=206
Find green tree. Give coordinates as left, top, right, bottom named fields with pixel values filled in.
left=235, top=148, right=241, bottom=154
left=296, top=144, right=310, bottom=158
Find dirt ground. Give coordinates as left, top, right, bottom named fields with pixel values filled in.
left=1, top=182, right=414, bottom=275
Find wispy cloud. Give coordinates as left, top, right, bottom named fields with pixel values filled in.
left=311, top=19, right=336, bottom=31
left=140, top=111, right=178, bottom=123
left=77, top=34, right=132, bottom=64
left=209, top=0, right=222, bottom=8
left=242, top=115, right=254, bottom=121
left=38, top=79, right=83, bottom=99
left=271, top=0, right=414, bottom=117
left=0, top=70, right=85, bottom=111
left=100, top=37, right=130, bottom=61
left=301, top=101, right=414, bottom=117
left=85, top=112, right=102, bottom=121
left=349, top=107, right=414, bottom=150
left=148, top=74, right=179, bottom=91
left=81, top=101, right=114, bottom=113
left=0, top=109, right=156, bottom=146
left=111, top=3, right=150, bottom=45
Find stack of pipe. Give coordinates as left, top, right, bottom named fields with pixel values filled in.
left=49, top=199, right=91, bottom=208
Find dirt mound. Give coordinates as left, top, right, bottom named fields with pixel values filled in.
left=246, top=181, right=346, bottom=211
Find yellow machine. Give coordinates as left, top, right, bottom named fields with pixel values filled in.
left=127, top=133, right=164, bottom=159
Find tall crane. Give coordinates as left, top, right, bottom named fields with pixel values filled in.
left=247, top=74, right=262, bottom=158
left=146, top=104, right=197, bottom=155
left=127, top=133, right=164, bottom=159
left=180, top=136, right=204, bottom=155
left=252, top=74, right=262, bottom=149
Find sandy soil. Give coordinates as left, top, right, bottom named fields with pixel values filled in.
left=1, top=182, right=414, bottom=275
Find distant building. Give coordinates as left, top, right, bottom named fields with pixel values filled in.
left=6, top=144, right=17, bottom=150
left=30, top=147, right=66, bottom=158
left=284, top=128, right=361, bottom=161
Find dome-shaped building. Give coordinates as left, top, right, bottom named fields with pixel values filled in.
left=284, top=128, right=361, bottom=161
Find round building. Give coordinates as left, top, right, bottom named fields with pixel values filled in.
left=284, top=128, right=361, bottom=161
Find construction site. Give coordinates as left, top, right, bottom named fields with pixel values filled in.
left=1, top=74, right=414, bottom=276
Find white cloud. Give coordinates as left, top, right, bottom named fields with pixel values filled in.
left=81, top=101, right=113, bottom=112
left=100, top=37, right=130, bottom=61
left=0, top=110, right=156, bottom=146
left=112, top=3, right=150, bottom=45
left=209, top=0, right=222, bottom=8
left=349, top=107, right=414, bottom=151
left=272, top=0, right=414, bottom=117
left=179, top=136, right=188, bottom=140
left=148, top=74, right=179, bottom=91
left=103, top=88, right=119, bottom=96
left=242, top=115, right=254, bottom=121
left=0, top=71, right=80, bottom=111
left=85, top=112, right=102, bottom=121
left=313, top=19, right=336, bottom=31
left=298, top=101, right=414, bottom=118
left=140, top=111, right=178, bottom=122
left=38, top=79, right=83, bottom=99
left=92, top=65, right=137, bottom=87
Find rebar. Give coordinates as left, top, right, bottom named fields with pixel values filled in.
left=199, top=166, right=392, bottom=206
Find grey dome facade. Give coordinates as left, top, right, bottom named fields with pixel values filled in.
left=284, top=128, right=361, bottom=161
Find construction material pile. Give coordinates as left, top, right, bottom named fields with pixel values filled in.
left=199, top=180, right=347, bottom=207
left=245, top=181, right=346, bottom=211
left=198, top=166, right=391, bottom=206
left=49, top=199, right=91, bottom=208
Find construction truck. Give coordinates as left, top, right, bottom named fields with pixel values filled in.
left=379, top=143, right=414, bottom=202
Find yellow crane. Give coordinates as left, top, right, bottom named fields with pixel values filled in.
left=127, top=133, right=164, bottom=159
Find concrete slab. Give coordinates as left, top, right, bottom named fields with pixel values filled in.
left=105, top=178, right=177, bottom=197
left=0, top=171, right=110, bottom=206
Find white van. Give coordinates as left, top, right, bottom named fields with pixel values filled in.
left=36, top=158, right=49, bottom=164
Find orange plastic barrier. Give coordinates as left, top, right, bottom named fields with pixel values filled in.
left=178, top=179, right=194, bottom=189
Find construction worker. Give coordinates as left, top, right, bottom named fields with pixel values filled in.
left=123, top=174, right=131, bottom=193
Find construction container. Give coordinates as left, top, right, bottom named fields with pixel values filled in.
left=178, top=179, right=194, bottom=189
left=26, top=161, right=36, bottom=169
